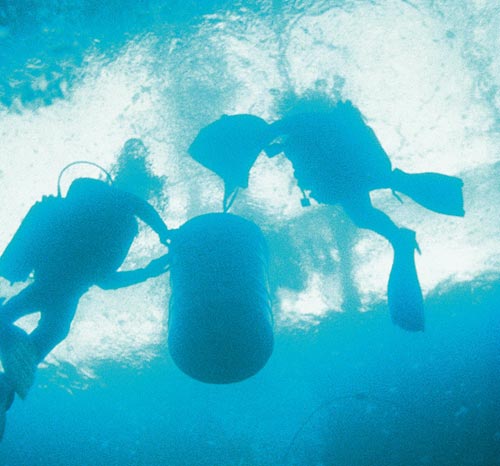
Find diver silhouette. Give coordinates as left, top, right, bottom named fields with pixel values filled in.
left=0, top=148, right=170, bottom=439
left=189, top=100, right=464, bottom=332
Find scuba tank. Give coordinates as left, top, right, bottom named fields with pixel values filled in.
left=168, top=213, right=274, bottom=384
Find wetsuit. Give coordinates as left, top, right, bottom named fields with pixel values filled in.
left=269, top=102, right=402, bottom=244
left=0, top=177, right=169, bottom=362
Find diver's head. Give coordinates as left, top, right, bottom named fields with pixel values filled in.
left=120, top=138, right=149, bottom=160
left=111, top=138, right=165, bottom=200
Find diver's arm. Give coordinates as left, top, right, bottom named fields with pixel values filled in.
left=97, top=254, right=170, bottom=290
left=120, top=191, right=170, bottom=245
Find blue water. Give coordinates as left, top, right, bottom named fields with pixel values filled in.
left=1, top=1, right=499, bottom=465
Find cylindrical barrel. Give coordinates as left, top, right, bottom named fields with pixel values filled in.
left=168, top=213, right=274, bottom=384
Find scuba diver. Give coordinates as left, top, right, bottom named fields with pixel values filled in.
left=188, top=100, right=464, bottom=332
left=0, top=141, right=170, bottom=440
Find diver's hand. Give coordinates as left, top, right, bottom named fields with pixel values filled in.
left=144, top=254, right=170, bottom=278
left=264, top=143, right=284, bottom=158
left=158, top=228, right=175, bottom=246
left=159, top=228, right=177, bottom=247
left=159, top=232, right=169, bottom=246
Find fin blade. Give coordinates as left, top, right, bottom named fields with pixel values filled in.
left=392, top=169, right=465, bottom=217
left=0, top=325, right=37, bottom=399
left=388, top=230, right=425, bottom=332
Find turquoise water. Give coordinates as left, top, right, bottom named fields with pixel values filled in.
left=0, top=1, right=499, bottom=464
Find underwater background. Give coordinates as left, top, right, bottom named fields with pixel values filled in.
left=0, top=0, right=499, bottom=464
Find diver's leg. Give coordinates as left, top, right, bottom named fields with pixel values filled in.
left=342, top=192, right=424, bottom=331
left=29, top=296, right=79, bottom=363
left=0, top=293, right=79, bottom=426
left=0, top=284, right=40, bottom=326
left=341, top=192, right=403, bottom=245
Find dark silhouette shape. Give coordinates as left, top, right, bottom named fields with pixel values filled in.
left=0, top=158, right=170, bottom=439
left=111, top=138, right=167, bottom=202
left=168, top=213, right=273, bottom=384
left=282, top=392, right=374, bottom=463
left=281, top=391, right=416, bottom=464
left=189, top=100, right=464, bottom=332
left=190, top=114, right=273, bottom=211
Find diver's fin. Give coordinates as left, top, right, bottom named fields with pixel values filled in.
left=0, top=325, right=37, bottom=399
left=392, top=169, right=465, bottom=217
left=388, top=229, right=425, bottom=332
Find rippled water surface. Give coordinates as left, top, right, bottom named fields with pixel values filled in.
left=0, top=1, right=499, bottom=464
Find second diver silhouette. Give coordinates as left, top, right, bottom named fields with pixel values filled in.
left=189, top=100, right=464, bottom=332
left=0, top=146, right=170, bottom=440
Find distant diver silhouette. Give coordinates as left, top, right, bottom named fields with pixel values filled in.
left=189, top=100, right=464, bottom=332
left=282, top=391, right=413, bottom=464
left=0, top=148, right=170, bottom=440
left=282, top=392, right=370, bottom=463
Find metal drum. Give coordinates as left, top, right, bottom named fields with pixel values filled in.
left=168, top=213, right=273, bottom=384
